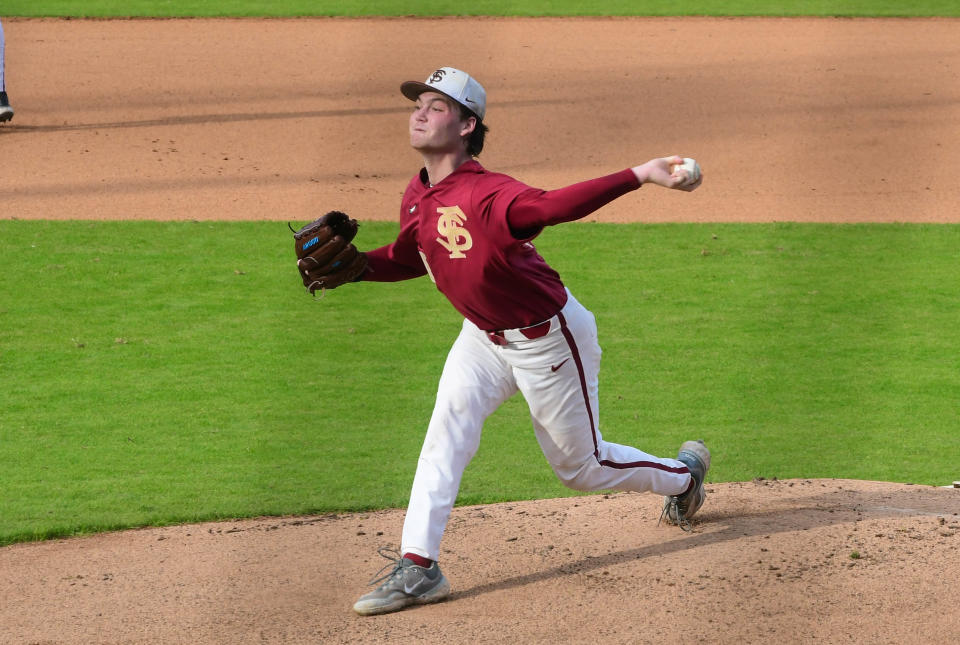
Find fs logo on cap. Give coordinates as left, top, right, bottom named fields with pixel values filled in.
left=429, top=69, right=446, bottom=84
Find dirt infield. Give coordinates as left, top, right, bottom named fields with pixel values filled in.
left=2, top=17, right=960, bottom=644
left=3, top=17, right=959, bottom=224
left=2, top=480, right=959, bottom=643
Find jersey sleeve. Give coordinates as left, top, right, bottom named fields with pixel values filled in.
left=506, top=168, right=641, bottom=237
left=360, top=213, right=427, bottom=283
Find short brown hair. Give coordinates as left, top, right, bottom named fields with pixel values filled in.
left=456, top=103, right=488, bottom=157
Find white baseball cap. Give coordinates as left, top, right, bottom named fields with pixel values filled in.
left=401, top=67, right=487, bottom=121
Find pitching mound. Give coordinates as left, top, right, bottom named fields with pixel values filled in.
left=2, top=479, right=958, bottom=643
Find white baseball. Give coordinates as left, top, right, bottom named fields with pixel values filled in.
left=672, top=157, right=701, bottom=184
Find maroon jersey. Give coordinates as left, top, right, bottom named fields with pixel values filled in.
left=364, top=160, right=640, bottom=330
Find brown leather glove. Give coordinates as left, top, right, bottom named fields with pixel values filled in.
left=292, top=211, right=368, bottom=294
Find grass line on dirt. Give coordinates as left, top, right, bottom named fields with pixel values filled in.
left=3, top=0, right=958, bottom=18
left=2, top=220, right=958, bottom=545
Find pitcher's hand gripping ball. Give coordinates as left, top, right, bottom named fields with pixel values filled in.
left=670, top=157, right=702, bottom=189
left=292, top=211, right=368, bottom=294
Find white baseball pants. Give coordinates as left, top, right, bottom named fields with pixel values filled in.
left=401, top=290, right=692, bottom=561
left=1, top=19, right=6, bottom=91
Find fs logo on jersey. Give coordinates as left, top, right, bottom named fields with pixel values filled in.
left=435, top=206, right=473, bottom=259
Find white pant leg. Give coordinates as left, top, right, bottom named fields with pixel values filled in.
left=1, top=19, right=6, bottom=91
left=509, top=293, right=691, bottom=496
left=401, top=320, right=518, bottom=561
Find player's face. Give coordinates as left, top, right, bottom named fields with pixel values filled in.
left=409, top=92, right=473, bottom=153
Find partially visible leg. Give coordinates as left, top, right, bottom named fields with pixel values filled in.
left=0, top=20, right=12, bottom=123
left=0, top=18, right=6, bottom=92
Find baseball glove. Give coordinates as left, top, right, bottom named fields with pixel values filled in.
left=291, top=211, right=368, bottom=294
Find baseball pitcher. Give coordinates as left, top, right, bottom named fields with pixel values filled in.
left=295, top=66, right=710, bottom=616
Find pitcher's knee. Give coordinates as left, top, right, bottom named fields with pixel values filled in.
left=553, top=460, right=600, bottom=491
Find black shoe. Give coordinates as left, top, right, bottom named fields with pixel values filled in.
left=0, top=91, right=13, bottom=122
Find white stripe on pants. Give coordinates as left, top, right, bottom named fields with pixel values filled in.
left=401, top=291, right=692, bottom=561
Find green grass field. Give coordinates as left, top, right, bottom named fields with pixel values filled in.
left=3, top=221, right=959, bottom=546
left=3, top=0, right=959, bottom=17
